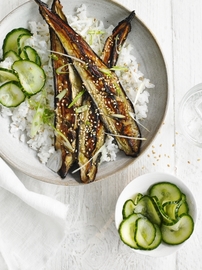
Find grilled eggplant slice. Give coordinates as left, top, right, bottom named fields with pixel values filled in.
left=77, top=92, right=106, bottom=183
left=102, top=11, right=135, bottom=67
left=77, top=92, right=105, bottom=183
left=35, top=0, right=141, bottom=157
left=50, top=0, right=81, bottom=178
left=77, top=12, right=134, bottom=182
left=50, top=0, right=106, bottom=182
left=77, top=10, right=134, bottom=182
left=51, top=0, right=67, bottom=22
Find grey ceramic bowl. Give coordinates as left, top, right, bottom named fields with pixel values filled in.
left=0, top=0, right=168, bottom=185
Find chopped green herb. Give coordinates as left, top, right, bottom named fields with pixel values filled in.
left=56, top=63, right=69, bottom=75
left=75, top=104, right=88, bottom=113
left=56, top=89, right=67, bottom=101
left=68, top=89, right=85, bottom=108
left=50, top=54, right=59, bottom=61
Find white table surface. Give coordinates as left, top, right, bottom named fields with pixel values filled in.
left=1, top=0, right=202, bottom=269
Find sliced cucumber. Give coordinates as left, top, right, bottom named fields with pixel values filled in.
left=161, top=214, right=194, bottom=245
left=135, top=218, right=162, bottom=250
left=20, top=49, right=28, bottom=61
left=3, top=50, right=21, bottom=62
left=3, top=28, right=32, bottom=56
left=0, top=27, right=46, bottom=109
left=152, top=196, right=176, bottom=225
left=148, top=224, right=162, bottom=250
left=122, top=199, right=135, bottom=219
left=163, top=201, right=179, bottom=220
left=134, top=195, right=161, bottom=226
left=17, top=33, right=32, bottom=54
left=12, top=60, right=46, bottom=95
left=163, top=194, right=189, bottom=220
left=118, top=181, right=195, bottom=251
left=133, top=193, right=143, bottom=205
left=148, top=182, right=182, bottom=204
left=177, top=200, right=189, bottom=217
left=0, top=81, right=25, bottom=107
left=22, top=46, right=41, bottom=66
left=135, top=217, right=156, bottom=248
left=118, top=213, right=143, bottom=249
left=0, top=68, right=19, bottom=82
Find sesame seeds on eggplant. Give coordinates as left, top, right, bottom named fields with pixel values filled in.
left=35, top=0, right=141, bottom=182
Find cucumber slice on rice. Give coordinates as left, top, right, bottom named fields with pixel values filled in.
left=12, top=60, right=46, bottom=95
left=0, top=81, right=25, bottom=107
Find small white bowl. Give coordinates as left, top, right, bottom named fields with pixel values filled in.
left=115, top=172, right=197, bottom=257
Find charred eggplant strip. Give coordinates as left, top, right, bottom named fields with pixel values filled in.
left=51, top=0, right=67, bottom=22
left=51, top=0, right=105, bottom=182
left=76, top=12, right=134, bottom=182
left=102, top=11, right=135, bottom=67
left=51, top=0, right=80, bottom=178
left=77, top=88, right=106, bottom=182
left=77, top=11, right=135, bottom=182
left=77, top=92, right=105, bottom=183
left=71, top=66, right=106, bottom=183
left=35, top=0, right=141, bottom=156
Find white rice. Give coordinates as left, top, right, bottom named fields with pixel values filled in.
left=0, top=4, right=154, bottom=165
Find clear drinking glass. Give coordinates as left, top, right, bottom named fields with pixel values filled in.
left=178, top=83, right=202, bottom=147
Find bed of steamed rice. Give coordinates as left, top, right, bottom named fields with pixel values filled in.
left=0, top=4, right=154, bottom=166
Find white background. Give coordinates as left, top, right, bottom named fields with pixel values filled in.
left=1, top=0, right=202, bottom=269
